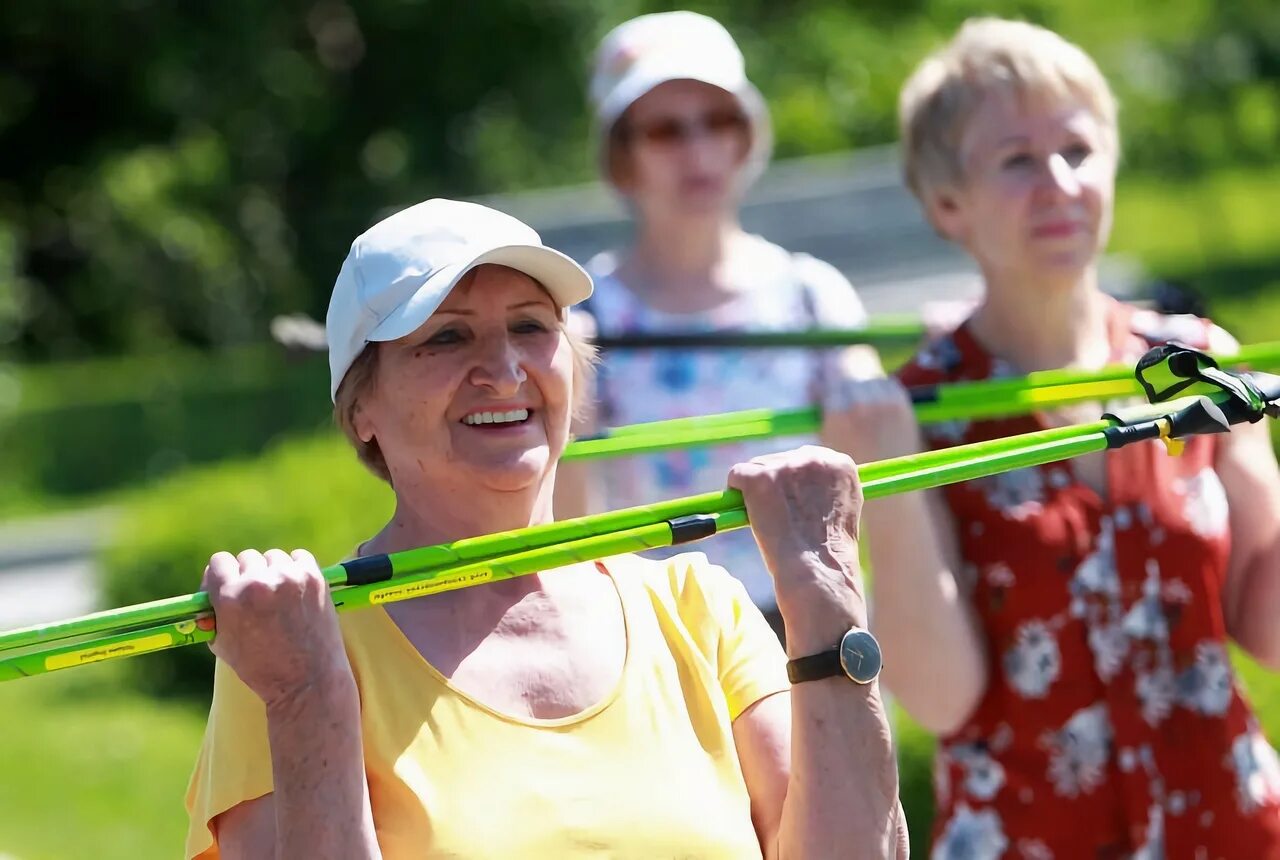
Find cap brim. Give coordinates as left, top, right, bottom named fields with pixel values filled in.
left=598, top=65, right=747, bottom=131
left=367, top=243, right=594, bottom=343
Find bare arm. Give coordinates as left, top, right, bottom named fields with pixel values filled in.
left=203, top=550, right=381, bottom=859
left=214, top=795, right=277, bottom=859
left=729, top=448, right=907, bottom=859
left=734, top=690, right=908, bottom=860
left=214, top=678, right=378, bottom=859
left=862, top=487, right=987, bottom=733
left=1218, top=418, right=1280, bottom=669
left=1197, top=322, right=1280, bottom=667
left=733, top=693, right=790, bottom=859
left=821, top=378, right=987, bottom=733
left=775, top=567, right=907, bottom=860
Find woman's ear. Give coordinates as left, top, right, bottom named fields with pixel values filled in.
left=609, top=153, right=635, bottom=194
left=925, top=187, right=966, bottom=244
left=353, top=401, right=377, bottom=445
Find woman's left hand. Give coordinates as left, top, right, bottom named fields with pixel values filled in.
left=728, top=446, right=868, bottom=653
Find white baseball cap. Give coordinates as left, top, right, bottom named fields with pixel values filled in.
left=589, top=11, right=773, bottom=183
left=326, top=198, right=593, bottom=401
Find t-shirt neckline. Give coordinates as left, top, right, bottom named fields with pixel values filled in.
left=371, top=559, right=633, bottom=729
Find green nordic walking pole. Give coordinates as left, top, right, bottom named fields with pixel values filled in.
left=0, top=412, right=1130, bottom=664
left=0, top=414, right=1126, bottom=662
left=0, top=400, right=1218, bottom=682
left=564, top=341, right=1280, bottom=462
left=591, top=315, right=925, bottom=350
left=2, top=352, right=1274, bottom=682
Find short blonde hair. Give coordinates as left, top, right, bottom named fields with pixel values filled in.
left=334, top=323, right=598, bottom=483
left=899, top=18, right=1119, bottom=202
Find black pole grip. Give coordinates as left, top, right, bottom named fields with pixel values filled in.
left=1166, top=398, right=1232, bottom=437
left=341, top=554, right=394, bottom=586
left=668, top=514, right=719, bottom=545
left=909, top=384, right=940, bottom=405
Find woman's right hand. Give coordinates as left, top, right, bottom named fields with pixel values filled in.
left=819, top=375, right=926, bottom=466
left=201, top=548, right=353, bottom=710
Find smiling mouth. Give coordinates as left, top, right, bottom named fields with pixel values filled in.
left=1033, top=223, right=1083, bottom=236
left=461, top=408, right=532, bottom=427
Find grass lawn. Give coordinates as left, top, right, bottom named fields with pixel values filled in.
left=0, top=662, right=206, bottom=859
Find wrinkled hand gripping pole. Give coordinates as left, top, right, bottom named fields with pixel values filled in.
left=1, top=346, right=1276, bottom=683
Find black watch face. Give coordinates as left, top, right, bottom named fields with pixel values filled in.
left=839, top=629, right=882, bottom=684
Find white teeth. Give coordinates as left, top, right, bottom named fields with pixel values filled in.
left=463, top=408, right=529, bottom=426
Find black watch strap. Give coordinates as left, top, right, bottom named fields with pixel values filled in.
left=786, top=648, right=843, bottom=684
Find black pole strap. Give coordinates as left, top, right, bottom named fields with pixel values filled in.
left=1108, top=347, right=1280, bottom=455
left=1136, top=343, right=1272, bottom=419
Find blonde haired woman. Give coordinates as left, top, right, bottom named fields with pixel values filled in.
left=824, top=18, right=1280, bottom=858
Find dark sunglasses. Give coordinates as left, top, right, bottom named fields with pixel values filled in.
left=625, top=109, right=750, bottom=147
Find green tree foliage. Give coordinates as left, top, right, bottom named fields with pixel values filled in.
left=0, top=0, right=1276, bottom=361
left=0, top=0, right=607, bottom=359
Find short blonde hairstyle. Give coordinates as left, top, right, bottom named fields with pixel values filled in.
left=334, top=322, right=598, bottom=483
left=899, top=18, right=1119, bottom=202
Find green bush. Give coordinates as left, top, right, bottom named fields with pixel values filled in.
left=0, top=346, right=331, bottom=513
left=100, top=432, right=391, bottom=699
left=1111, top=167, right=1280, bottom=349
left=1112, top=167, right=1280, bottom=276
left=0, top=662, right=207, bottom=859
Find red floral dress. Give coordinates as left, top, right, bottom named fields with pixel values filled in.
left=897, top=299, right=1280, bottom=860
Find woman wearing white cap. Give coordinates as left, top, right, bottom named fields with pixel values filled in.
left=182, top=198, right=907, bottom=858
left=557, top=11, right=881, bottom=635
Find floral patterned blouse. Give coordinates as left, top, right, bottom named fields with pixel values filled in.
left=897, top=298, right=1280, bottom=860
left=584, top=236, right=868, bottom=610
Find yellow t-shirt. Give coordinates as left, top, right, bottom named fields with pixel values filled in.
left=185, top=551, right=790, bottom=859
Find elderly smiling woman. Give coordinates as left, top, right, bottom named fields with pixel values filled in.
left=182, top=199, right=907, bottom=860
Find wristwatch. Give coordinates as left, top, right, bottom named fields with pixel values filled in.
left=786, top=627, right=883, bottom=685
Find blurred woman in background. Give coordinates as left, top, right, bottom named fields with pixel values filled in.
left=822, top=17, right=1280, bottom=858
left=557, top=11, right=881, bottom=637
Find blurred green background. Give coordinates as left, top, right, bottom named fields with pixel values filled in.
left=1, top=0, right=1278, bottom=856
